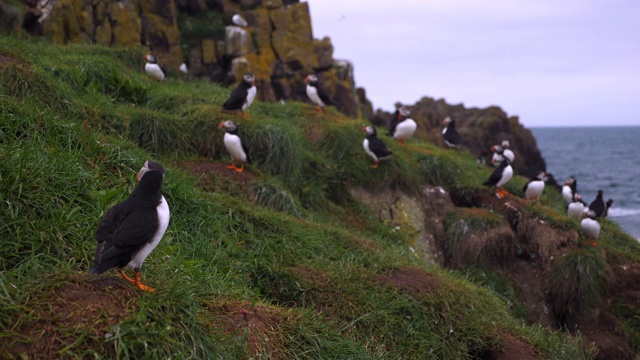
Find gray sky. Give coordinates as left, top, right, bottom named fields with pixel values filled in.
left=309, top=0, right=640, bottom=127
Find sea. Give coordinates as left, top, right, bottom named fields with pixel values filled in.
left=531, top=127, right=640, bottom=240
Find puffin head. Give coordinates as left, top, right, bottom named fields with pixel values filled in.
left=398, top=107, right=411, bottom=120
left=536, top=171, right=548, bottom=182
left=574, top=193, right=582, bottom=201
left=143, top=54, right=157, bottom=64
left=491, top=144, right=503, bottom=153
left=218, top=120, right=237, bottom=132
left=137, top=160, right=165, bottom=181
left=441, top=116, right=452, bottom=126
left=363, top=126, right=376, bottom=136
left=242, top=73, right=255, bottom=86
left=584, top=210, right=597, bottom=220
left=305, top=74, right=318, bottom=85
left=501, top=140, right=510, bottom=148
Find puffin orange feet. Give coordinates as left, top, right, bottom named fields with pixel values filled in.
left=226, top=163, right=237, bottom=170
left=120, top=270, right=156, bottom=292
left=371, top=161, right=379, bottom=169
left=120, top=269, right=135, bottom=284
left=235, top=163, right=245, bottom=173
left=134, top=272, right=156, bottom=292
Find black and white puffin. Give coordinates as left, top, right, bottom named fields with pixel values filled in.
left=604, top=199, right=614, bottom=218
left=581, top=210, right=601, bottom=245
left=491, top=141, right=515, bottom=167
left=561, top=176, right=577, bottom=203
left=305, top=74, right=335, bottom=112
left=523, top=171, right=548, bottom=201
left=143, top=54, right=166, bottom=82
left=89, top=160, right=170, bottom=292
left=567, top=193, right=586, bottom=220
left=363, top=126, right=393, bottom=169
left=588, top=190, right=606, bottom=218
left=391, top=107, right=417, bottom=145
left=483, top=159, right=513, bottom=198
left=223, top=73, right=257, bottom=118
left=441, top=116, right=462, bottom=148
left=218, top=120, right=251, bottom=173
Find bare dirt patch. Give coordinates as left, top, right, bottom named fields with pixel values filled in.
left=1, top=274, right=138, bottom=359
left=494, top=333, right=537, bottom=360
left=205, top=300, right=296, bottom=360
left=178, top=160, right=257, bottom=199
left=375, top=267, right=440, bottom=298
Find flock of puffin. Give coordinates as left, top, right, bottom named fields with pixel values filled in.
left=87, top=57, right=613, bottom=292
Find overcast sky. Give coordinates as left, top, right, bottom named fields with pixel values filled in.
left=308, top=0, right=640, bottom=127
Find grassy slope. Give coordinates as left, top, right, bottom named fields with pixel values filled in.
left=0, top=36, right=627, bottom=359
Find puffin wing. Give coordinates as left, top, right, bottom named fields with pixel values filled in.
left=522, top=182, right=530, bottom=195
left=316, top=86, right=335, bottom=106
left=223, top=85, right=248, bottom=111
left=368, top=137, right=393, bottom=158
left=483, top=164, right=504, bottom=186
left=241, top=138, right=252, bottom=164
left=387, top=112, right=399, bottom=136
left=91, top=205, right=158, bottom=273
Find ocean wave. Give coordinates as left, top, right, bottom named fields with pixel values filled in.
left=608, top=208, right=640, bottom=217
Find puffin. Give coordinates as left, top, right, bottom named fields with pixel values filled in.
left=581, top=210, right=601, bottom=246
left=363, top=126, right=393, bottom=169
left=305, top=74, right=335, bottom=112
left=143, top=54, right=166, bottom=82
left=223, top=73, right=257, bottom=119
left=387, top=107, right=409, bottom=137
left=561, top=176, right=577, bottom=203
left=588, top=190, right=606, bottom=218
left=567, top=193, right=586, bottom=220
left=441, top=116, right=462, bottom=148
left=391, top=107, right=417, bottom=145
left=604, top=199, right=614, bottom=218
left=89, top=160, right=170, bottom=292
left=522, top=171, right=548, bottom=201
left=491, top=141, right=515, bottom=167
left=219, top=120, right=251, bottom=173
left=483, top=159, right=513, bottom=198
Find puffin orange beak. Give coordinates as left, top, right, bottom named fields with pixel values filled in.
left=304, top=76, right=309, bottom=84
left=490, top=145, right=496, bottom=152
left=136, top=171, right=142, bottom=181
left=218, top=122, right=225, bottom=129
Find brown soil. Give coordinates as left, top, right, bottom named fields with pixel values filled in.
left=494, top=333, right=538, bottom=360
left=177, top=160, right=257, bottom=199
left=374, top=266, right=440, bottom=297
left=1, top=274, right=139, bottom=359
left=205, top=300, right=295, bottom=360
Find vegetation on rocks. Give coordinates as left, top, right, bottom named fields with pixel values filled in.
left=1, top=36, right=639, bottom=359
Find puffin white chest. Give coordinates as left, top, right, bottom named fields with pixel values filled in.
left=562, top=186, right=573, bottom=203
left=363, top=139, right=377, bottom=161
left=243, top=86, right=257, bottom=111
left=567, top=202, right=585, bottom=220
left=491, top=152, right=504, bottom=167
left=128, top=196, right=170, bottom=270
left=394, top=119, right=417, bottom=140
left=224, top=133, right=247, bottom=162
left=496, top=165, right=513, bottom=188
left=581, top=218, right=600, bottom=239
left=306, top=85, right=323, bottom=107
left=524, top=180, right=545, bottom=200
left=145, top=63, right=165, bottom=81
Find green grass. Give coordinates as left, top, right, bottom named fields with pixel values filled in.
left=0, top=35, right=628, bottom=359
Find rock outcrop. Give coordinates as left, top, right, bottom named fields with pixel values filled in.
left=371, top=97, right=548, bottom=180
left=16, top=0, right=362, bottom=117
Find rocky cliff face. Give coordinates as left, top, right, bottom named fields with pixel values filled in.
left=11, top=0, right=547, bottom=177
left=17, top=0, right=362, bottom=117
left=371, top=97, right=548, bottom=180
